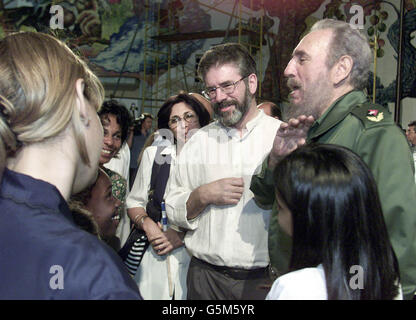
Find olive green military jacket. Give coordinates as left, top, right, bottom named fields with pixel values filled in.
left=251, top=90, right=416, bottom=299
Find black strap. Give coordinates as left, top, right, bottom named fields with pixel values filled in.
left=118, top=146, right=171, bottom=265
left=149, top=147, right=163, bottom=194
left=146, top=146, right=171, bottom=222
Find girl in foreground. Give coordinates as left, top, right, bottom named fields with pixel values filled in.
left=267, top=143, right=401, bottom=300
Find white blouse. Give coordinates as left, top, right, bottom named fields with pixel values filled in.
left=266, top=264, right=328, bottom=300
left=126, top=144, right=191, bottom=300
left=266, top=264, right=403, bottom=300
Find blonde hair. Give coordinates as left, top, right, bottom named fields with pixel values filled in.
left=0, top=32, right=104, bottom=180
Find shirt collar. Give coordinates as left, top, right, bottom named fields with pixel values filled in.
left=0, top=168, right=73, bottom=221
left=218, top=108, right=264, bottom=140
left=308, top=90, right=367, bottom=141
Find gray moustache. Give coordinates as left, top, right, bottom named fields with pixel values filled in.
left=287, top=79, right=301, bottom=90
left=215, top=100, right=238, bottom=110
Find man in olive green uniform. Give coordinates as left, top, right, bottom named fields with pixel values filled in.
left=251, top=19, right=416, bottom=299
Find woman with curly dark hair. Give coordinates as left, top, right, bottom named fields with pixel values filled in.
left=98, top=100, right=133, bottom=249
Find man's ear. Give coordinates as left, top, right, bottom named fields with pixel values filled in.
left=247, top=73, right=258, bottom=95
left=332, top=55, right=353, bottom=87
left=75, top=78, right=90, bottom=127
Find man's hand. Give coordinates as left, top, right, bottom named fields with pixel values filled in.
left=202, top=177, right=244, bottom=206
left=268, top=115, right=315, bottom=169
left=186, top=177, right=244, bottom=220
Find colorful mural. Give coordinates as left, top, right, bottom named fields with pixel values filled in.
left=88, top=1, right=210, bottom=84
left=0, top=0, right=210, bottom=85
left=0, top=0, right=415, bottom=108
left=371, top=4, right=416, bottom=105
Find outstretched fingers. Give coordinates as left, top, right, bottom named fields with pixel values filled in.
left=269, top=115, right=315, bottom=166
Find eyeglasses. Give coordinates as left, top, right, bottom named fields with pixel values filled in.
left=202, top=75, right=249, bottom=100
left=168, top=112, right=198, bottom=128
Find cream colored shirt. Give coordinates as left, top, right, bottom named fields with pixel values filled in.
left=126, top=144, right=175, bottom=210
left=165, top=111, right=281, bottom=268
left=126, top=144, right=191, bottom=300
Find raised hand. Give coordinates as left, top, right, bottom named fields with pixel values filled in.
left=269, top=115, right=315, bottom=169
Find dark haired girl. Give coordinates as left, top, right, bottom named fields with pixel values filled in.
left=266, top=144, right=401, bottom=300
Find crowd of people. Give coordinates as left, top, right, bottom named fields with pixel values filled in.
left=0, top=18, right=416, bottom=300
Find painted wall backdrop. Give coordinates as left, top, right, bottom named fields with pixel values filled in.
left=0, top=0, right=415, bottom=125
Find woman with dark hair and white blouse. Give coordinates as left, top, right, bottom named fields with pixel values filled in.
left=126, top=93, right=211, bottom=299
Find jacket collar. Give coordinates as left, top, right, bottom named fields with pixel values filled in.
left=307, top=90, right=368, bottom=141
left=0, top=168, right=73, bottom=221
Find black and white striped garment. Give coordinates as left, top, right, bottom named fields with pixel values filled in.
left=124, top=235, right=149, bottom=276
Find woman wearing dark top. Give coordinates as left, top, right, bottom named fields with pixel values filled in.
left=0, top=32, right=141, bottom=299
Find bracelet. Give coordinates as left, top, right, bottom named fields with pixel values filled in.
left=140, top=215, right=149, bottom=227
left=133, top=214, right=142, bottom=226
left=133, top=214, right=148, bottom=227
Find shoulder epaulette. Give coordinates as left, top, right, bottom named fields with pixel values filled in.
left=350, top=101, right=393, bottom=128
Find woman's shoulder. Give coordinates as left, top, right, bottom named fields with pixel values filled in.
left=49, top=226, right=140, bottom=298
left=266, top=265, right=327, bottom=300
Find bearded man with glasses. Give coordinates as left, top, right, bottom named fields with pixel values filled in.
left=164, top=43, right=282, bottom=300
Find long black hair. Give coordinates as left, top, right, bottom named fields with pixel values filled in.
left=273, top=143, right=400, bottom=299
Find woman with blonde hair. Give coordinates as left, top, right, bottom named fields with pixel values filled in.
left=0, top=32, right=141, bottom=299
